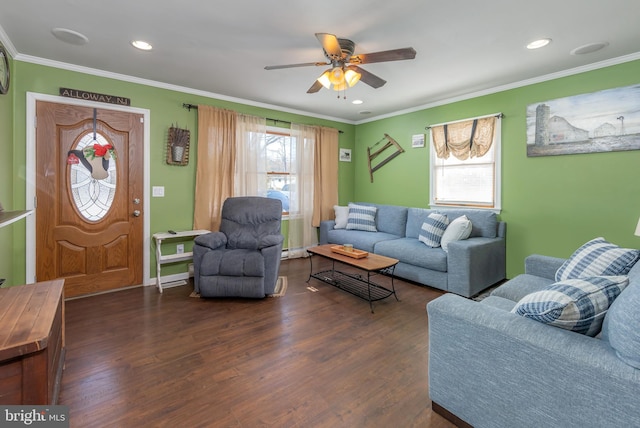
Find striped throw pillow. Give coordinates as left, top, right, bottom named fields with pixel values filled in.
left=419, top=213, right=450, bottom=247
left=346, top=203, right=377, bottom=232
left=555, top=237, right=640, bottom=282
left=511, top=275, right=629, bottom=336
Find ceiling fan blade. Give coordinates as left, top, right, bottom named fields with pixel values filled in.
left=348, top=65, right=386, bottom=89
left=351, top=47, right=416, bottom=64
left=307, top=80, right=324, bottom=94
left=315, top=33, right=343, bottom=60
left=265, top=62, right=329, bottom=70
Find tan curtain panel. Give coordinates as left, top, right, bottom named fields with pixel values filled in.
left=312, top=126, right=339, bottom=227
left=193, top=105, right=237, bottom=231
left=431, top=116, right=496, bottom=160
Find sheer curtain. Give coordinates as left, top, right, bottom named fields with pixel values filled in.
left=193, top=105, right=237, bottom=231
left=287, top=124, right=318, bottom=258
left=234, top=114, right=267, bottom=196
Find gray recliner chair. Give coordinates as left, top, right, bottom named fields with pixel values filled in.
left=192, top=196, right=284, bottom=298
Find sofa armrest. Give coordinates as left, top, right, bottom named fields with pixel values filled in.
left=427, top=294, right=640, bottom=428
left=524, top=254, right=566, bottom=280
left=319, top=220, right=336, bottom=244
left=446, top=237, right=506, bottom=297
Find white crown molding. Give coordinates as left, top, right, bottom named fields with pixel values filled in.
left=356, top=51, right=640, bottom=124
left=14, top=53, right=357, bottom=126
left=10, top=47, right=640, bottom=127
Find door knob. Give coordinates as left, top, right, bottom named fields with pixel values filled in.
left=133, top=198, right=140, bottom=205
left=132, top=210, right=141, bottom=217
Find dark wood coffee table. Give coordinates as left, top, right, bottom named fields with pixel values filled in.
left=306, top=244, right=399, bottom=312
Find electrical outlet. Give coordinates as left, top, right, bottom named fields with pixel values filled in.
left=176, top=244, right=184, bottom=254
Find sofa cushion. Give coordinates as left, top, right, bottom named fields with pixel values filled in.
left=374, top=238, right=448, bottom=272
left=356, top=203, right=408, bottom=236
left=437, top=209, right=497, bottom=238
left=601, top=278, right=640, bottom=369
left=346, top=203, right=377, bottom=232
left=441, top=215, right=472, bottom=252
left=406, top=208, right=438, bottom=238
left=555, top=237, right=639, bottom=282
left=333, top=205, right=349, bottom=229
left=490, top=273, right=554, bottom=302
left=419, top=213, right=450, bottom=248
left=325, top=229, right=399, bottom=254
left=511, top=275, right=629, bottom=337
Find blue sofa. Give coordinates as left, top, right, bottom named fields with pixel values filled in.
left=427, top=253, right=640, bottom=427
left=319, top=203, right=506, bottom=297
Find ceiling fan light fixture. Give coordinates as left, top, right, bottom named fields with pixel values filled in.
left=345, top=69, right=361, bottom=87
left=317, top=70, right=332, bottom=89
left=328, top=66, right=345, bottom=85
left=332, top=81, right=348, bottom=92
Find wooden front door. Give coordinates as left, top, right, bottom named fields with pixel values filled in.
left=36, top=101, right=144, bottom=297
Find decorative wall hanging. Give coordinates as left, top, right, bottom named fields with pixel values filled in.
left=526, top=83, right=640, bottom=157
left=412, top=134, right=425, bottom=148
left=367, top=133, right=404, bottom=182
left=66, top=109, right=116, bottom=181
left=339, top=148, right=352, bottom=162
left=166, top=125, right=190, bottom=165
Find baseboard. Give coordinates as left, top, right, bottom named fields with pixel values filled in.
left=431, top=401, right=473, bottom=428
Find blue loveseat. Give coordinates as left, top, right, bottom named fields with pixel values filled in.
left=427, top=250, right=640, bottom=427
left=319, top=203, right=506, bottom=297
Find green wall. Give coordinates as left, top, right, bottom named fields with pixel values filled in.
left=354, top=59, right=640, bottom=278
left=3, top=61, right=355, bottom=286
left=4, top=57, right=640, bottom=286
left=0, top=52, right=13, bottom=285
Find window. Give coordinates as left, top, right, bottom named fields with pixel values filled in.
left=265, top=130, right=295, bottom=214
left=429, top=114, right=501, bottom=211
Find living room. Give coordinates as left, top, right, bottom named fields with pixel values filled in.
left=1, top=1, right=640, bottom=426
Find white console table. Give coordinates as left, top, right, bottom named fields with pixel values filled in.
left=153, top=229, right=210, bottom=293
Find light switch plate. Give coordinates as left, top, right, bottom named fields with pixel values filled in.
left=152, top=186, right=165, bottom=197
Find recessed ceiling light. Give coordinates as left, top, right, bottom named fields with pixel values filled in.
left=51, top=28, right=89, bottom=46
left=526, top=38, right=552, bottom=50
left=570, top=42, right=609, bottom=55
left=352, top=99, right=363, bottom=105
left=131, top=40, right=153, bottom=51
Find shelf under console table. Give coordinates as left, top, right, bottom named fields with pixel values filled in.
left=153, top=229, right=210, bottom=293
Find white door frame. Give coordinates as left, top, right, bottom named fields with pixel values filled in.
left=25, top=92, right=151, bottom=288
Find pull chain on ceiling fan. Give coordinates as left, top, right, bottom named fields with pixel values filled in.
left=265, top=33, right=416, bottom=96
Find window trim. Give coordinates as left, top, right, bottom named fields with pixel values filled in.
left=428, top=113, right=502, bottom=213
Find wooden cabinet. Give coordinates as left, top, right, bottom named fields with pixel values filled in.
left=0, top=279, right=65, bottom=404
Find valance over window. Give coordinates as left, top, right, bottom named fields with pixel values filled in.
left=431, top=116, right=497, bottom=160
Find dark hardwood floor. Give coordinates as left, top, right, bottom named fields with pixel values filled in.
left=59, top=257, right=455, bottom=427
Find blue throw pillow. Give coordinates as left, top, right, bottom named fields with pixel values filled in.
left=555, top=237, right=640, bottom=282
left=419, top=213, right=449, bottom=247
left=511, top=275, right=629, bottom=336
left=346, top=203, right=377, bottom=232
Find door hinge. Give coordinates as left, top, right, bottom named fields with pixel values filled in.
left=140, top=117, right=144, bottom=123
left=33, top=196, right=37, bottom=208
left=34, top=115, right=37, bottom=128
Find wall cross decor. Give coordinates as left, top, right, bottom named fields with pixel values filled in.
left=367, top=133, right=404, bottom=182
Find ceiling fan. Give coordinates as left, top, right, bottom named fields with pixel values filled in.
left=265, top=33, right=416, bottom=94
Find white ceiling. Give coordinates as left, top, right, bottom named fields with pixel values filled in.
left=1, top=0, right=639, bottom=123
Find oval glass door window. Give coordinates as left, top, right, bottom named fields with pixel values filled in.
left=69, top=132, right=117, bottom=222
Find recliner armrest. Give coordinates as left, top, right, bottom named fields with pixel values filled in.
left=258, top=234, right=284, bottom=249
left=194, top=232, right=227, bottom=250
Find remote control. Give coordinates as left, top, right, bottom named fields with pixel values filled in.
left=168, top=230, right=177, bottom=234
